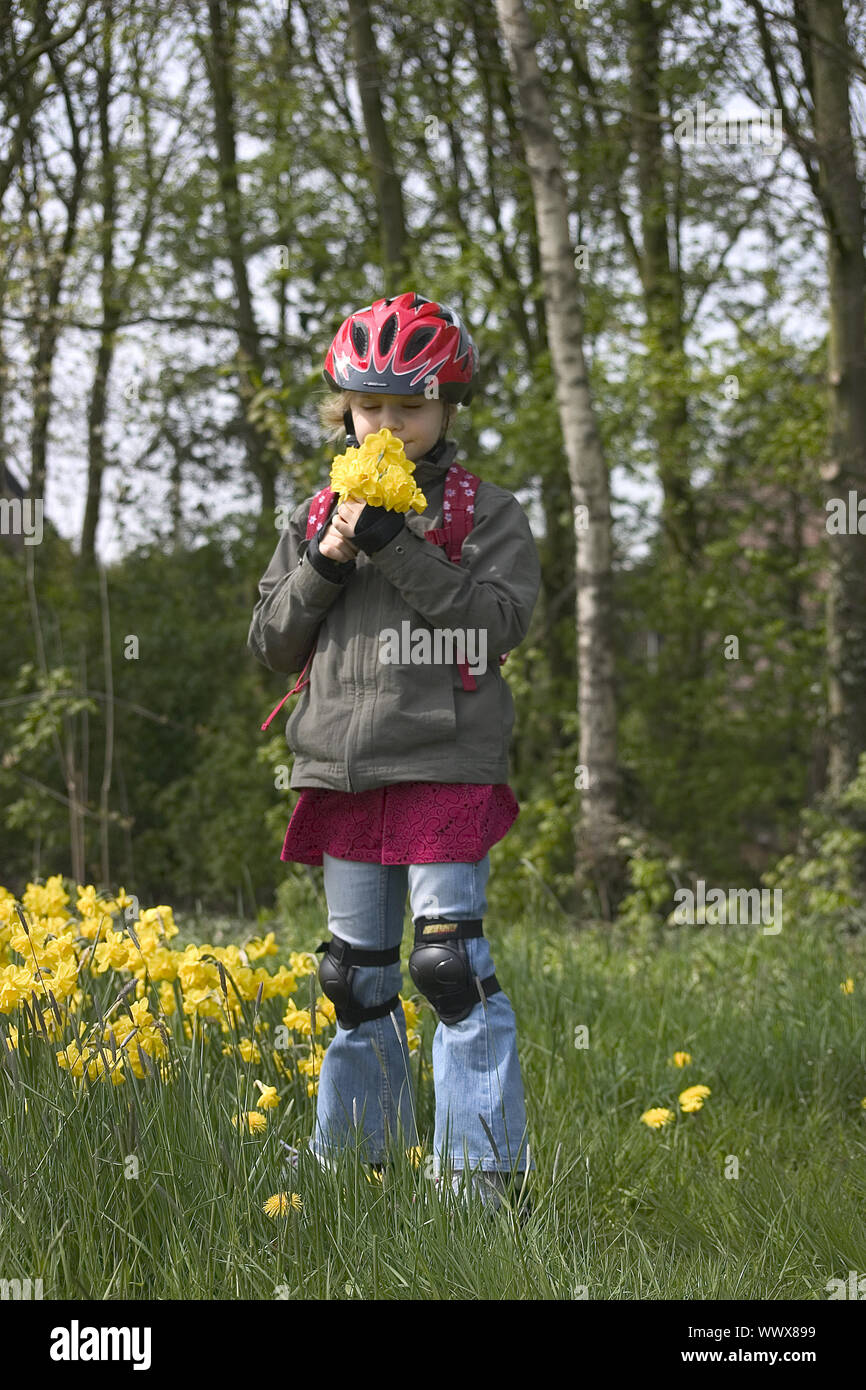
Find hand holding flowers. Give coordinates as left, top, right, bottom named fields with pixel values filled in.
left=326, top=428, right=427, bottom=557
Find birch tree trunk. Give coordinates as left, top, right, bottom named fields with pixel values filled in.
left=494, top=0, right=621, bottom=915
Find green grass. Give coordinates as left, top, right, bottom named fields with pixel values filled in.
left=1, top=898, right=865, bottom=1300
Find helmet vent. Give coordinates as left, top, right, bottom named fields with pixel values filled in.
left=404, top=326, right=436, bottom=359
left=378, top=313, right=398, bottom=357
left=351, top=321, right=369, bottom=355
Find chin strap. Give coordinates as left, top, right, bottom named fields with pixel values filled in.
left=343, top=409, right=360, bottom=448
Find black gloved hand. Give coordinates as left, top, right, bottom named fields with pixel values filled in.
left=351, top=503, right=407, bottom=555
left=305, top=527, right=356, bottom=583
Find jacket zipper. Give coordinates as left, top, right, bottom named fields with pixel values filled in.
left=344, top=575, right=365, bottom=793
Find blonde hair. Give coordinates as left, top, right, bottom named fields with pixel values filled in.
left=316, top=388, right=458, bottom=443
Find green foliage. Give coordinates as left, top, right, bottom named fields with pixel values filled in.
left=762, top=754, right=866, bottom=931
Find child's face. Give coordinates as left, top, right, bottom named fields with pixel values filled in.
left=348, top=393, right=446, bottom=463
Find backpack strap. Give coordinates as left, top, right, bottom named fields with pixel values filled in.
left=306, top=486, right=336, bottom=539
left=423, top=466, right=510, bottom=690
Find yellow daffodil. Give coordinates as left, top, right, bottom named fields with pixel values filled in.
left=641, top=1107, right=675, bottom=1129
left=282, top=1002, right=332, bottom=1036
left=93, top=930, right=133, bottom=974
left=263, top=966, right=297, bottom=998
left=330, top=428, right=427, bottom=514
left=22, top=875, right=69, bottom=918
left=841, top=978, right=854, bottom=994
left=76, top=884, right=102, bottom=917
left=0, top=964, right=34, bottom=1014
left=56, top=1041, right=86, bottom=1078
left=238, top=1037, right=261, bottom=1064
left=254, top=1082, right=280, bottom=1110
left=679, top=1084, right=711, bottom=1113
left=245, top=932, right=278, bottom=961
left=400, top=996, right=419, bottom=1032
left=288, top=951, right=319, bottom=976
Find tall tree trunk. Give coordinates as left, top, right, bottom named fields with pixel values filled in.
left=471, top=3, right=576, bottom=706
left=98, top=563, right=115, bottom=886
left=346, top=0, right=408, bottom=283
left=80, top=0, right=119, bottom=566
left=627, top=0, right=705, bottom=780
left=801, top=0, right=866, bottom=792
left=627, top=0, right=698, bottom=565
left=494, top=0, right=621, bottom=917
left=750, top=0, right=866, bottom=793
left=201, top=0, right=278, bottom=518
left=26, top=45, right=88, bottom=503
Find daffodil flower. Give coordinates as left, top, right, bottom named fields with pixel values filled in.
left=330, top=429, right=427, bottom=514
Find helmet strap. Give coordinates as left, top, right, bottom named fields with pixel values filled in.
left=343, top=409, right=360, bottom=447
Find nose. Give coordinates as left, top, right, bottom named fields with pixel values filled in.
left=379, top=404, right=406, bottom=432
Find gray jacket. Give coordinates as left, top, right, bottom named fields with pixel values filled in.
left=247, top=440, right=541, bottom=791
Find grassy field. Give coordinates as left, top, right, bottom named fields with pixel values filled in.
left=1, top=882, right=865, bottom=1301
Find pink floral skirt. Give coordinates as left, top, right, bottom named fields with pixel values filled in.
left=280, top=782, right=519, bottom=865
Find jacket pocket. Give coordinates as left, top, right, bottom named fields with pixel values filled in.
left=285, top=689, right=313, bottom=756
left=372, top=647, right=457, bottom=750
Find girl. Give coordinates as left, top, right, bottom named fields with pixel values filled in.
left=248, top=292, right=541, bottom=1214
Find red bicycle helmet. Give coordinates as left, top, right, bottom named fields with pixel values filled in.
left=323, top=291, right=478, bottom=405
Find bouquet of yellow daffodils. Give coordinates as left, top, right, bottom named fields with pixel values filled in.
left=330, top=428, right=427, bottom=514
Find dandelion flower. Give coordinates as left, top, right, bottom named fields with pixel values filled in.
left=679, top=1084, right=711, bottom=1113
left=641, top=1107, right=675, bottom=1129
left=232, top=1110, right=267, bottom=1134
left=263, top=1192, right=302, bottom=1218
left=841, top=978, right=854, bottom=995
left=671, top=1051, right=692, bottom=1067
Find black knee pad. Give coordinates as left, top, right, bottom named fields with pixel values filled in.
left=408, top=917, right=501, bottom=1026
left=315, top=934, right=402, bottom=1031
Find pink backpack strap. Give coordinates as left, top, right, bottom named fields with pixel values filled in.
left=260, top=486, right=334, bottom=730
left=306, top=485, right=336, bottom=539
left=424, top=466, right=509, bottom=689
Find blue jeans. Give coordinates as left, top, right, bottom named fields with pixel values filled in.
left=309, top=853, right=534, bottom=1180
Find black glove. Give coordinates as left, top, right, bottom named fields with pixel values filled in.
left=305, top=526, right=356, bottom=583
left=351, top=503, right=407, bottom=555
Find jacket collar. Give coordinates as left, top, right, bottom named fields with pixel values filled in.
left=412, top=438, right=458, bottom=488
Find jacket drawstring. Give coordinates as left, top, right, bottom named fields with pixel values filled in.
left=260, top=638, right=318, bottom=730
